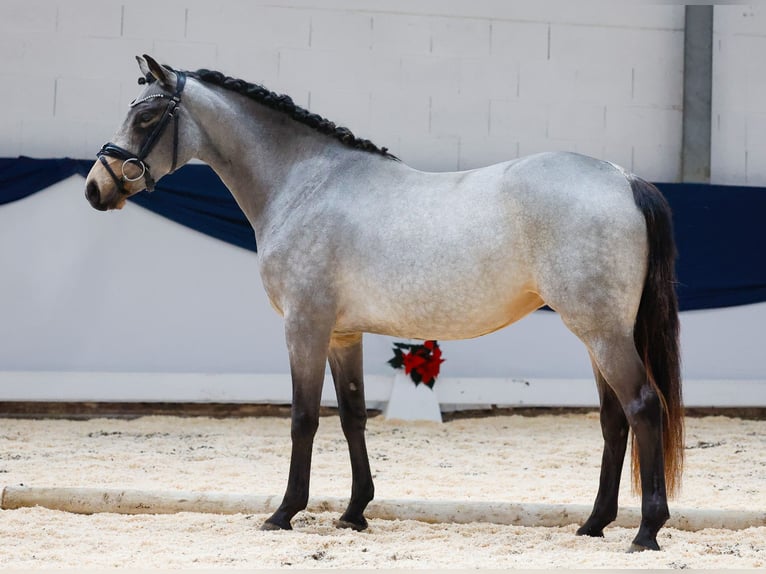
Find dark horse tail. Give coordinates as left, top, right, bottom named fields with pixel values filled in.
left=628, top=174, right=684, bottom=498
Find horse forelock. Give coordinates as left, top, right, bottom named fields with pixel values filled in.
left=186, top=68, right=398, bottom=160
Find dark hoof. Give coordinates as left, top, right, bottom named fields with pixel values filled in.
left=576, top=524, right=605, bottom=538
left=261, top=518, right=292, bottom=531
left=335, top=515, right=368, bottom=531
left=628, top=540, right=661, bottom=553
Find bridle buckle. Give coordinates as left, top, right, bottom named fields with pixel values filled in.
left=121, top=158, right=147, bottom=182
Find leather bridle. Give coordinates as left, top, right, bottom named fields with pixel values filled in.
left=96, top=71, right=187, bottom=194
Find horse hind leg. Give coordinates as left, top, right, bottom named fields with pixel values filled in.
left=327, top=333, right=374, bottom=531
left=582, top=331, right=670, bottom=551
left=576, top=355, right=630, bottom=538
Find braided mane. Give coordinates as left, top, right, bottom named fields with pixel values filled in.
left=187, top=69, right=396, bottom=159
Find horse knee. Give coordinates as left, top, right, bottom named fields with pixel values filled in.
left=291, top=410, right=319, bottom=439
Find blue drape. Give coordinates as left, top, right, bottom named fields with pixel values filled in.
left=2, top=156, right=765, bottom=312
left=0, top=156, right=258, bottom=253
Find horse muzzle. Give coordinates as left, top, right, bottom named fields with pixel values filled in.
left=84, top=159, right=132, bottom=211
left=85, top=179, right=109, bottom=211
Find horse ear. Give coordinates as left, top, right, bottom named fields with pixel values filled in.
left=136, top=55, right=152, bottom=78
left=140, top=54, right=178, bottom=89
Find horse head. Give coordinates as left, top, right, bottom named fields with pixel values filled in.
left=85, top=55, right=194, bottom=211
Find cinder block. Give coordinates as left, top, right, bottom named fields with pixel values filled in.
left=398, top=134, right=460, bottom=172
left=600, top=140, right=635, bottom=174
left=371, top=13, right=431, bottom=55
left=309, top=89, right=372, bottom=136
left=401, top=55, right=460, bottom=95
left=457, top=135, right=518, bottom=171
left=571, top=65, right=633, bottom=105
left=745, top=142, right=766, bottom=186
left=0, top=75, right=54, bottom=117
left=573, top=139, right=606, bottom=162
left=279, top=48, right=400, bottom=94
left=430, top=16, right=491, bottom=58
left=714, top=5, right=766, bottom=37
left=547, top=102, right=606, bottom=141
left=711, top=144, right=747, bottom=186
left=277, top=49, right=334, bottom=92
left=55, top=76, right=122, bottom=122
left=745, top=113, right=766, bottom=154
left=731, top=37, right=766, bottom=112
left=35, top=37, right=148, bottom=81
left=550, top=24, right=624, bottom=67
left=521, top=5, right=683, bottom=29
left=56, top=1, right=122, bottom=38
left=460, top=58, right=518, bottom=100
left=711, top=36, right=746, bottom=184
left=711, top=109, right=746, bottom=161
left=122, top=1, right=186, bottom=40
left=20, top=118, right=89, bottom=158
left=310, top=10, right=372, bottom=51
left=631, top=64, right=684, bottom=108
left=517, top=60, right=575, bottom=103
left=491, top=20, right=548, bottom=62
left=214, top=48, right=281, bottom=87
left=342, top=3, right=683, bottom=29
left=430, top=94, right=490, bottom=139
left=185, top=3, right=232, bottom=41
left=368, top=91, right=430, bottom=143
left=632, top=28, right=685, bottom=65
left=363, top=52, right=402, bottom=92
left=187, top=5, right=310, bottom=50
left=151, top=41, right=218, bottom=72
left=0, top=34, right=28, bottom=77
left=0, top=0, right=56, bottom=36
left=0, top=119, right=23, bottom=157
left=517, top=137, right=577, bottom=157
left=264, top=81, right=310, bottom=110
left=710, top=103, right=758, bottom=185
left=632, top=142, right=682, bottom=183
left=490, top=99, right=547, bottom=140
left=605, top=106, right=682, bottom=147
left=84, top=120, right=128, bottom=158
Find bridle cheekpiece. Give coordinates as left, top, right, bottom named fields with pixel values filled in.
left=96, top=70, right=187, bottom=194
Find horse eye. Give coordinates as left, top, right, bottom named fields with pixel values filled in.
left=136, top=111, right=158, bottom=126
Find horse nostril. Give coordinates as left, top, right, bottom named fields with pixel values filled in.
left=86, top=180, right=100, bottom=204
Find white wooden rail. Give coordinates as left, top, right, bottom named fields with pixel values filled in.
left=3, top=486, right=764, bottom=531
left=0, top=372, right=764, bottom=408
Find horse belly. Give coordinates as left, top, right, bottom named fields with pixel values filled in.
left=337, top=263, right=543, bottom=341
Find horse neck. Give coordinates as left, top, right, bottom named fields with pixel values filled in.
left=187, top=82, right=352, bottom=233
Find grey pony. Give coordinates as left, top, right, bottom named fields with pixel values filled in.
left=85, top=55, right=683, bottom=552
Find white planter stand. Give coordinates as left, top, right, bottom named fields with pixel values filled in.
left=383, top=372, right=442, bottom=423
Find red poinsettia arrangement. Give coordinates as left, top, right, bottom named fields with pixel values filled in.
left=388, top=340, right=445, bottom=389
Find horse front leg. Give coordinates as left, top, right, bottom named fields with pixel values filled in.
left=328, top=333, right=374, bottom=531
left=262, top=315, right=332, bottom=531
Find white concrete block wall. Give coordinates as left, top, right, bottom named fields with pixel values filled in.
left=712, top=5, right=766, bottom=186
left=0, top=1, right=686, bottom=181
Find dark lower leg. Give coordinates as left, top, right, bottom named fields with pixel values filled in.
left=577, top=373, right=629, bottom=537
left=329, top=337, right=374, bottom=530
left=584, top=336, right=669, bottom=551
left=626, top=386, right=669, bottom=551
left=263, top=321, right=330, bottom=531
left=262, top=406, right=320, bottom=530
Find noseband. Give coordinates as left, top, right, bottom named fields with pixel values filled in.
left=96, top=71, right=187, bottom=194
